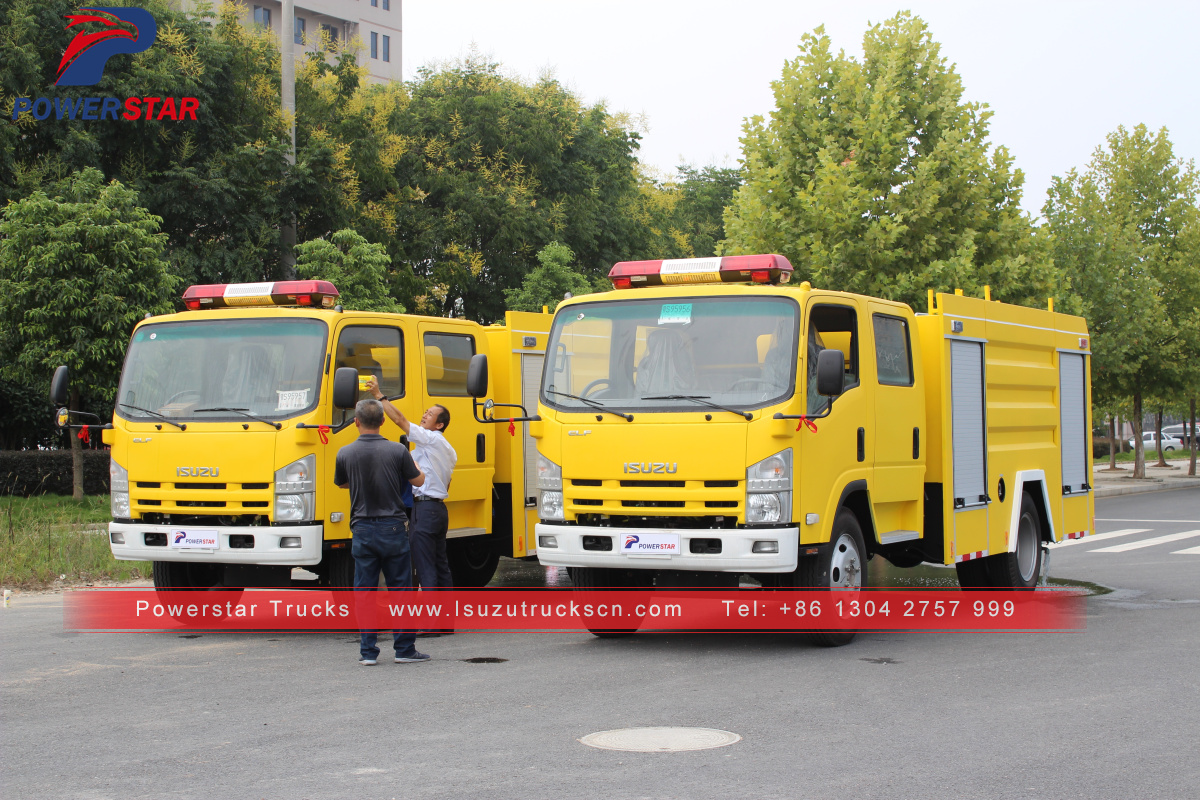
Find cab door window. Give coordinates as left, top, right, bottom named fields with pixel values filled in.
left=806, top=304, right=859, bottom=415
left=872, top=314, right=914, bottom=386
left=333, top=326, right=403, bottom=426
left=423, top=332, right=476, bottom=396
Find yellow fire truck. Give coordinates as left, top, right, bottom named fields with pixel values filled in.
left=52, top=280, right=550, bottom=590
left=467, top=255, right=1096, bottom=644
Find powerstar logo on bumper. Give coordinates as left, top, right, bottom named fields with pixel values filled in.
left=12, top=7, right=200, bottom=122
left=621, top=533, right=679, bottom=554
left=170, top=530, right=219, bottom=549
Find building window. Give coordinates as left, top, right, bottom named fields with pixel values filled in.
left=253, top=6, right=271, bottom=29
left=370, top=31, right=378, bottom=59
left=321, top=23, right=339, bottom=45
left=371, top=0, right=378, bottom=6
left=294, top=16, right=305, bottom=45
left=383, top=0, right=391, bottom=10
left=382, top=34, right=390, bottom=62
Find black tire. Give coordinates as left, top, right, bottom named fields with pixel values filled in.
left=797, top=509, right=867, bottom=647
left=152, top=561, right=243, bottom=622
left=318, top=548, right=355, bottom=588
left=955, top=557, right=991, bottom=589
left=571, top=566, right=652, bottom=638
left=985, top=492, right=1043, bottom=589
left=447, top=538, right=501, bottom=587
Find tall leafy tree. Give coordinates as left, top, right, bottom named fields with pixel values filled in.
left=294, top=228, right=403, bottom=313
left=0, top=169, right=177, bottom=497
left=1045, top=124, right=1200, bottom=478
left=723, top=12, right=1052, bottom=308
left=504, top=241, right=593, bottom=313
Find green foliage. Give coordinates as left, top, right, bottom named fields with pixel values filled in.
left=505, top=242, right=593, bottom=313
left=723, top=12, right=1052, bottom=308
left=634, top=165, right=742, bottom=260
left=1045, top=124, right=1200, bottom=475
left=295, top=228, right=403, bottom=313
left=0, top=169, right=177, bottom=407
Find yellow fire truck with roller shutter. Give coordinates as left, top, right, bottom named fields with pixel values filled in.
left=466, top=255, right=1095, bottom=645
left=50, top=281, right=550, bottom=590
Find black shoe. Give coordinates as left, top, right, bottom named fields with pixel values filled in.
left=416, top=630, right=441, bottom=638
left=439, top=630, right=455, bottom=636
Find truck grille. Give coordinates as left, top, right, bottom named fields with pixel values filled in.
left=132, top=481, right=274, bottom=517
left=565, top=478, right=743, bottom=520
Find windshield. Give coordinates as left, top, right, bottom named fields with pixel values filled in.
left=542, top=296, right=798, bottom=413
left=116, top=319, right=328, bottom=422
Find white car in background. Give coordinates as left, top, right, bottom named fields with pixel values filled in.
left=1129, top=431, right=1184, bottom=451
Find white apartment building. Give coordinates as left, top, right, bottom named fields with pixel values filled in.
left=174, top=1, right=402, bottom=84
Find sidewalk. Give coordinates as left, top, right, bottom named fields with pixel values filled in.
left=1092, top=457, right=1200, bottom=498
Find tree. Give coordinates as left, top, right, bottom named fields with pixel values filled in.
left=1045, top=125, right=1200, bottom=479
left=294, top=229, right=403, bottom=313
left=505, top=242, right=593, bottom=313
left=722, top=13, right=1053, bottom=309
left=0, top=168, right=177, bottom=497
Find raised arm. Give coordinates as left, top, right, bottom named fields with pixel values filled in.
left=366, top=375, right=411, bottom=434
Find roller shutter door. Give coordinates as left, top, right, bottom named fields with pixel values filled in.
left=951, top=340, right=987, bottom=507
left=1059, top=353, right=1089, bottom=493
left=521, top=354, right=543, bottom=507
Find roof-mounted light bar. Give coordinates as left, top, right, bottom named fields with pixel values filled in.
left=608, top=255, right=793, bottom=289
left=181, top=280, right=340, bottom=310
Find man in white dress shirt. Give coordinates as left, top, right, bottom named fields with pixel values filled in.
left=367, top=377, right=457, bottom=635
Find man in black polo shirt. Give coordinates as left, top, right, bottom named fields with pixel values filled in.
left=334, top=399, right=429, bottom=666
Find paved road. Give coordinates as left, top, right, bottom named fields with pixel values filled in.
left=3, top=488, right=1198, bottom=799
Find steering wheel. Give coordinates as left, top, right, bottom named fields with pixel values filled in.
left=162, top=389, right=201, bottom=406
left=580, top=378, right=611, bottom=398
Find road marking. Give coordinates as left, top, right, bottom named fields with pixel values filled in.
left=1171, top=545, right=1200, bottom=555
left=1048, top=528, right=1147, bottom=549
left=1089, top=530, right=1200, bottom=553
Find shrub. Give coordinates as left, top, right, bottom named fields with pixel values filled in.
left=0, top=450, right=111, bottom=496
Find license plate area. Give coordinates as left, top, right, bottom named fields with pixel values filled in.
left=619, top=532, right=680, bottom=556
left=168, top=529, right=220, bottom=550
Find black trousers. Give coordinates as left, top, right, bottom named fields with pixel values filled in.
left=411, top=499, right=453, bottom=592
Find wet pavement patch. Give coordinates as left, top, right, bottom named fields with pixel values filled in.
left=861, top=657, right=900, bottom=665
left=178, top=634, right=202, bottom=639
left=461, top=657, right=508, bottom=664
left=579, top=727, right=741, bottom=752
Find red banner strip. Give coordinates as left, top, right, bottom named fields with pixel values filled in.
left=63, top=588, right=1086, bottom=632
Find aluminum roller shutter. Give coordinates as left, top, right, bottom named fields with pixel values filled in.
left=950, top=340, right=987, bottom=507
left=521, top=354, right=543, bottom=507
left=1059, top=353, right=1088, bottom=493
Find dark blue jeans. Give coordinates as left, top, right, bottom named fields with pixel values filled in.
left=411, top=499, right=454, bottom=633
left=351, top=517, right=418, bottom=660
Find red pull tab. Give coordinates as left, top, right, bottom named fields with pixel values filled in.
left=77, top=424, right=89, bottom=441
left=318, top=425, right=330, bottom=445
left=508, top=418, right=516, bottom=437
left=796, top=416, right=818, bottom=433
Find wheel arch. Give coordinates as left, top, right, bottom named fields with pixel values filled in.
left=834, top=479, right=876, bottom=555
left=1007, top=470, right=1056, bottom=553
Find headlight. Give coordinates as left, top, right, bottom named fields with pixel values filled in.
left=275, top=455, right=316, bottom=522
left=746, top=449, right=791, bottom=524
left=536, top=453, right=564, bottom=520
left=539, top=490, right=564, bottom=521
left=110, top=458, right=130, bottom=518
left=536, top=453, right=562, bottom=490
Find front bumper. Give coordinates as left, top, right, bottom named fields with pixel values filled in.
left=534, top=523, right=799, bottom=572
left=108, top=522, right=323, bottom=566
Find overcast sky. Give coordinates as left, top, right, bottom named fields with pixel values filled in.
left=402, top=1, right=1199, bottom=219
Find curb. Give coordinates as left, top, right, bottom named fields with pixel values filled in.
left=1094, top=479, right=1200, bottom=499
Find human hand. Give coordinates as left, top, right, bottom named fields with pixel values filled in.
left=366, top=375, right=382, bottom=400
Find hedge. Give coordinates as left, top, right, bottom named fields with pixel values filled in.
left=0, top=450, right=111, bottom=496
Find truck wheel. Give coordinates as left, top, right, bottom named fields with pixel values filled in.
left=447, top=539, right=501, bottom=587
left=986, top=492, right=1043, bottom=589
left=799, top=509, right=867, bottom=647
left=318, top=548, right=355, bottom=588
left=955, top=558, right=991, bottom=589
left=152, top=562, right=243, bottom=621
left=571, top=566, right=651, bottom=638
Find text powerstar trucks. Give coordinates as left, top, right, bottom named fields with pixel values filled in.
left=468, top=254, right=1096, bottom=644
left=52, top=280, right=551, bottom=590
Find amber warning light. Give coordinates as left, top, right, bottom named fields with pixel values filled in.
left=182, top=280, right=339, bottom=310
left=608, top=254, right=793, bottom=289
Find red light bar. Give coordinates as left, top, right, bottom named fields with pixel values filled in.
left=181, top=281, right=340, bottom=310
left=608, top=255, right=793, bottom=288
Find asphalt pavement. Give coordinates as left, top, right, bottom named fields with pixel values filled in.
left=2, top=487, right=1198, bottom=800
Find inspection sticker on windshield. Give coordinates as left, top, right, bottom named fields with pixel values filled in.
left=621, top=532, right=680, bottom=555
left=658, top=304, right=692, bottom=325
left=276, top=389, right=309, bottom=411
left=168, top=530, right=220, bottom=550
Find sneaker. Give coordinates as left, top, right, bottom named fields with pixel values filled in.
left=359, top=657, right=378, bottom=666
left=395, top=651, right=431, bottom=663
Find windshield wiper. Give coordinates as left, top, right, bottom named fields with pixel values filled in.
left=641, top=394, right=752, bottom=420
left=193, top=407, right=282, bottom=430
left=544, top=389, right=632, bottom=421
left=118, top=402, right=186, bottom=430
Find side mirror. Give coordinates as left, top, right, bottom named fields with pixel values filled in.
left=815, top=349, right=845, bottom=397
left=332, top=367, right=359, bottom=409
left=51, top=365, right=70, bottom=406
left=466, top=354, right=489, bottom=398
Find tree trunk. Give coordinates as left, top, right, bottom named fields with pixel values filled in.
left=1118, top=417, right=1126, bottom=453
left=70, top=388, right=83, bottom=500
left=1108, top=415, right=1118, bottom=470
left=1155, top=408, right=1167, bottom=468
left=1132, top=395, right=1145, bottom=479
left=1190, top=398, right=1197, bottom=478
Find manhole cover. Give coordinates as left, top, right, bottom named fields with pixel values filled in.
left=461, top=657, right=508, bottom=664
left=579, top=727, right=741, bottom=752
